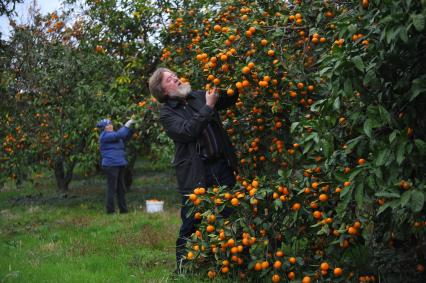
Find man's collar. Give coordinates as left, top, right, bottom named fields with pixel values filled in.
left=165, top=91, right=196, bottom=108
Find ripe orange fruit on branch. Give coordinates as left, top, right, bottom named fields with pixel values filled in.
left=319, top=194, right=328, bottom=202
left=206, top=225, right=215, bottom=233
left=254, top=262, right=262, bottom=271
left=292, top=203, right=301, bottom=211
left=313, top=210, right=322, bottom=219
left=208, top=214, right=216, bottom=222
left=272, top=274, right=280, bottom=283
left=207, top=270, right=216, bottom=278
left=95, top=45, right=104, bottom=53
left=399, top=180, right=411, bottom=190
left=231, top=198, right=239, bottom=206
left=353, top=221, right=362, bottom=229
left=320, top=262, right=330, bottom=271
left=261, top=261, right=269, bottom=269
left=242, top=66, right=250, bottom=74
left=348, top=227, right=357, bottom=235
left=273, top=260, right=282, bottom=269
left=334, top=267, right=343, bottom=277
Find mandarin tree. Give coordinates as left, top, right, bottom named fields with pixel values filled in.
left=161, top=0, right=426, bottom=282
left=0, top=10, right=120, bottom=190
left=1, top=0, right=171, bottom=189
left=70, top=0, right=177, bottom=186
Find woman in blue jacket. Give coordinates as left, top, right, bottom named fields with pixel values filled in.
left=97, top=118, right=134, bottom=214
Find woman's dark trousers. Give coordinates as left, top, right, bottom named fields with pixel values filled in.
left=103, top=166, right=128, bottom=214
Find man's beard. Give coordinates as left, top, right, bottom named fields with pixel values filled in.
left=170, top=83, right=191, bottom=99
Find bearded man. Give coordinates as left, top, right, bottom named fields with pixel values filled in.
left=148, top=67, right=238, bottom=270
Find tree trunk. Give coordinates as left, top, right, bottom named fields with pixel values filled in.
left=54, top=157, right=76, bottom=191
left=124, top=154, right=137, bottom=192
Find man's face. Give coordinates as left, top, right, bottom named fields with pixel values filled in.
left=105, top=124, right=113, bottom=132
left=161, top=71, right=181, bottom=97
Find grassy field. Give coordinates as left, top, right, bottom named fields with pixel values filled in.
left=0, top=161, right=207, bottom=283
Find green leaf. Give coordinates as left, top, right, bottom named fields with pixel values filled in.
left=349, top=168, right=363, bottom=181
left=348, top=24, right=357, bottom=34
left=410, top=191, right=424, bottom=212
left=377, top=201, right=392, bottom=216
left=400, top=190, right=412, bottom=208
left=352, top=56, right=365, bottom=72
left=290, top=122, right=300, bottom=133
left=347, top=136, right=364, bottom=150
left=367, top=175, right=376, bottom=190
left=322, top=137, right=333, bottom=157
left=364, top=69, right=376, bottom=86
left=374, top=167, right=383, bottom=181
left=292, top=210, right=299, bottom=224
left=274, top=199, right=283, bottom=210
left=380, top=199, right=400, bottom=215
left=320, top=67, right=332, bottom=76
left=374, top=191, right=400, bottom=198
left=414, top=139, right=426, bottom=154
left=396, top=141, right=406, bottom=165
left=411, top=14, right=425, bottom=31
left=340, top=185, right=352, bottom=198
left=385, top=26, right=400, bottom=44
left=355, top=183, right=364, bottom=208
left=344, top=79, right=352, bottom=96
left=378, top=106, right=391, bottom=124
left=363, top=119, right=373, bottom=138
left=317, top=224, right=330, bottom=235
left=310, top=99, right=326, bottom=112
left=389, top=130, right=398, bottom=144
left=375, top=148, right=390, bottom=166
left=333, top=97, right=340, bottom=111
left=336, top=192, right=352, bottom=218
left=302, top=141, right=314, bottom=154
left=312, top=133, right=319, bottom=143
left=399, top=28, right=408, bottom=42
left=410, top=77, right=426, bottom=102
left=304, top=133, right=317, bottom=143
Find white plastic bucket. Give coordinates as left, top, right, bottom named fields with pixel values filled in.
left=146, top=200, right=164, bottom=213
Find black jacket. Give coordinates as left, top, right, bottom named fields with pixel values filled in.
left=159, top=90, right=238, bottom=193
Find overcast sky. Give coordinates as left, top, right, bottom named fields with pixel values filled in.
left=0, top=0, right=62, bottom=39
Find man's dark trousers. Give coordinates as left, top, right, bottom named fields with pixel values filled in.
left=175, top=159, right=235, bottom=267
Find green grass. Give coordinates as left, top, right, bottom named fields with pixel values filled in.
left=0, top=162, right=208, bottom=283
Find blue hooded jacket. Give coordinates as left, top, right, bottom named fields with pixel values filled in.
left=99, top=126, right=132, bottom=166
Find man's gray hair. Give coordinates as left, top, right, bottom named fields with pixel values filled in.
left=148, top=67, right=174, bottom=103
